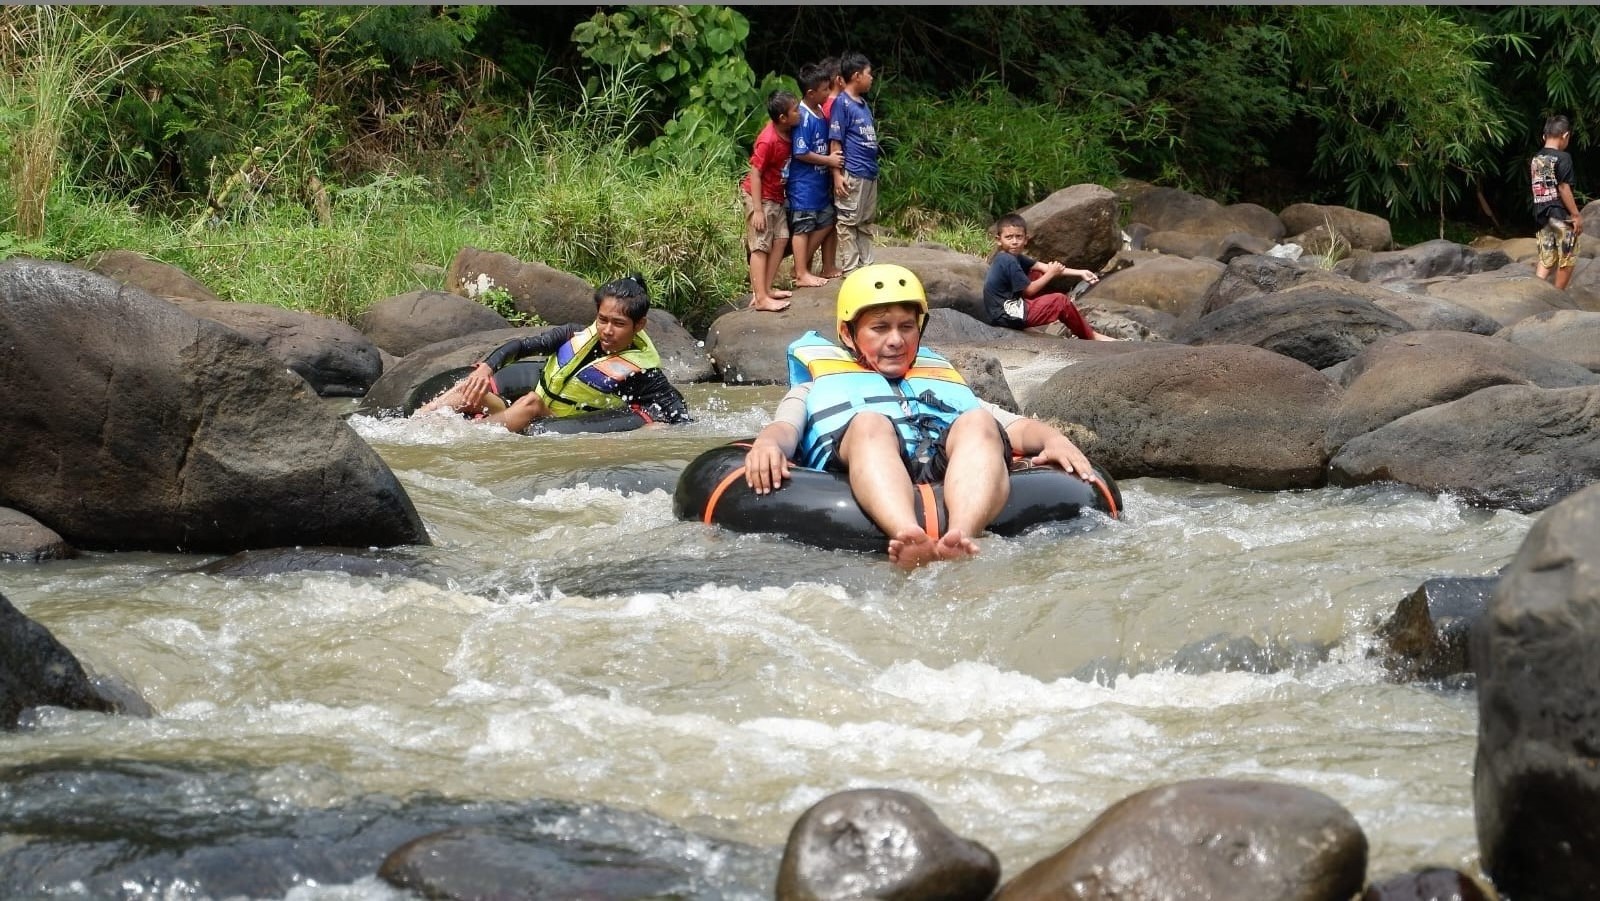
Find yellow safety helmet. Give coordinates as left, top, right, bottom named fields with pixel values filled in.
left=835, top=264, right=928, bottom=342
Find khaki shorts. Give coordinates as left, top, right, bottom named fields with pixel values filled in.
left=743, top=196, right=789, bottom=255
left=1537, top=218, right=1578, bottom=271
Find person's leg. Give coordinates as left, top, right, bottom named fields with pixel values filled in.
left=834, top=412, right=938, bottom=569
left=834, top=174, right=864, bottom=272
left=819, top=220, right=842, bottom=278
left=765, top=201, right=792, bottom=299
left=1536, top=224, right=1559, bottom=283
left=933, top=410, right=1010, bottom=559
left=854, top=177, right=879, bottom=268
left=1555, top=223, right=1578, bottom=290
left=789, top=214, right=826, bottom=287
left=485, top=392, right=552, bottom=433
left=1023, top=292, right=1097, bottom=340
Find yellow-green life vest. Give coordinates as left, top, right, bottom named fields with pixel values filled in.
left=536, top=325, right=661, bottom=417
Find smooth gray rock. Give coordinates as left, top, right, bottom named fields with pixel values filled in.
left=1176, top=290, right=1412, bottom=370
left=357, top=289, right=509, bottom=357
left=0, top=508, right=75, bottom=563
left=0, top=589, right=120, bottom=729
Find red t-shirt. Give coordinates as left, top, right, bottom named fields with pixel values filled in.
left=741, top=121, right=790, bottom=204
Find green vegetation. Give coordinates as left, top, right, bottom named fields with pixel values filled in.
left=2, top=5, right=1597, bottom=332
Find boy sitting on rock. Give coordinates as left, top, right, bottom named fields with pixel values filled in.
left=983, top=213, right=1118, bottom=340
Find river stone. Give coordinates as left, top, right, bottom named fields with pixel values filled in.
left=994, top=778, right=1366, bottom=901
left=1375, top=576, right=1497, bottom=683
left=1186, top=254, right=1341, bottom=328
left=1124, top=187, right=1286, bottom=241
left=1416, top=271, right=1573, bottom=328
left=1026, top=344, right=1340, bottom=490
left=1474, top=482, right=1600, bottom=899
left=445, top=247, right=595, bottom=327
left=1280, top=202, right=1392, bottom=251
left=1337, top=239, right=1511, bottom=284
left=1496, top=309, right=1600, bottom=372
left=1176, top=290, right=1413, bottom=370
left=1361, top=868, right=1491, bottom=901
left=357, top=289, right=509, bottom=357
left=1329, top=384, right=1600, bottom=513
left=78, top=248, right=225, bottom=303
left=1017, top=183, right=1121, bottom=272
left=1085, top=251, right=1224, bottom=317
left=0, top=259, right=428, bottom=553
left=379, top=825, right=697, bottom=901
left=0, top=589, right=119, bottom=729
left=942, top=349, right=1019, bottom=412
left=165, top=297, right=383, bottom=397
left=1080, top=299, right=1176, bottom=342
left=1325, top=330, right=1600, bottom=453
left=190, top=547, right=421, bottom=580
left=0, top=508, right=75, bottom=563
left=1268, top=281, right=1499, bottom=337
left=776, top=788, right=999, bottom=901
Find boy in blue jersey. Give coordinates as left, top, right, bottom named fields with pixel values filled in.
left=789, top=63, right=845, bottom=286
left=828, top=51, right=880, bottom=272
left=742, top=264, right=1097, bottom=570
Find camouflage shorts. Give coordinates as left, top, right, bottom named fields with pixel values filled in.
left=1537, top=218, right=1578, bottom=271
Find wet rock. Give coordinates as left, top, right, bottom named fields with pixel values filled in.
left=164, top=297, right=384, bottom=397
left=1176, top=290, right=1413, bottom=370
left=1086, top=251, right=1225, bottom=318
left=1375, top=576, right=1496, bottom=683
left=0, top=589, right=119, bottom=729
left=357, top=289, right=509, bottom=357
left=1280, top=202, right=1392, bottom=251
left=776, top=788, right=999, bottom=901
left=79, top=249, right=225, bottom=303
left=1361, top=867, right=1491, bottom=900
left=1474, top=482, right=1600, bottom=899
left=1337, top=239, right=1511, bottom=284
left=0, top=259, right=428, bottom=553
left=188, top=546, right=421, bottom=580
left=1496, top=309, right=1600, bottom=372
left=1019, top=183, right=1122, bottom=272
left=995, top=778, right=1366, bottom=901
left=1330, top=384, right=1600, bottom=513
left=943, top=348, right=1020, bottom=412
left=379, top=825, right=698, bottom=901
left=0, top=507, right=75, bottom=563
left=1027, top=344, right=1340, bottom=490
left=445, top=247, right=595, bottom=327
left=1325, top=330, right=1598, bottom=454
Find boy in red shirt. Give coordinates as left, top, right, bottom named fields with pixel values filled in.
left=742, top=91, right=800, bottom=312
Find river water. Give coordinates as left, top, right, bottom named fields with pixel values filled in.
left=0, top=383, right=1532, bottom=898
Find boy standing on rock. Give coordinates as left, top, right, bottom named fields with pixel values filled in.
left=1532, top=114, right=1583, bottom=290
left=828, top=52, right=879, bottom=272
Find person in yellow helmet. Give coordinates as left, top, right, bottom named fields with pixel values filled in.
left=743, top=263, right=1099, bottom=569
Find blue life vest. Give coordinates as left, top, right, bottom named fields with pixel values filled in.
left=787, top=331, right=980, bottom=471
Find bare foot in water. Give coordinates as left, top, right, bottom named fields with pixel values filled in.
left=795, top=274, right=830, bottom=287
left=933, top=529, right=979, bottom=561
left=887, top=528, right=941, bottom=570
left=749, top=295, right=791, bottom=312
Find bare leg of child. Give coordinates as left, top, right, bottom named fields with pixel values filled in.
left=791, top=230, right=829, bottom=287
left=748, top=249, right=790, bottom=312
left=818, top=225, right=843, bottom=278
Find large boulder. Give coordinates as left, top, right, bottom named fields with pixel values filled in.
left=1329, top=384, right=1600, bottom=513
left=1187, top=254, right=1342, bottom=327
left=1496, top=309, right=1600, bottom=372
left=1125, top=187, right=1286, bottom=241
left=445, top=247, right=595, bottom=327
left=1026, top=344, right=1341, bottom=489
left=1326, top=331, right=1599, bottom=454
left=776, top=789, right=999, bottom=901
left=1474, top=483, right=1600, bottom=899
left=1, top=589, right=121, bottom=729
left=165, top=298, right=383, bottom=397
left=1143, top=230, right=1274, bottom=263
left=1084, top=251, right=1225, bottom=318
left=995, top=779, right=1366, bottom=901
left=0, top=508, right=75, bottom=563
left=0, top=259, right=428, bottom=553
left=1280, top=202, right=1393, bottom=251
left=1337, top=239, right=1511, bottom=283
left=1415, top=271, right=1574, bottom=328
left=1268, top=281, right=1499, bottom=336
left=1176, top=290, right=1413, bottom=370
left=357, top=289, right=509, bottom=357
left=1017, top=184, right=1121, bottom=272
left=79, top=249, right=225, bottom=303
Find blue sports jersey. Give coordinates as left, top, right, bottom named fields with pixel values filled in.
left=789, top=103, right=832, bottom=212
left=828, top=92, right=879, bottom=180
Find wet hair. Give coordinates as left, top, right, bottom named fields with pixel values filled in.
left=595, top=273, right=650, bottom=322
left=840, top=51, right=871, bottom=83
left=993, top=212, right=1028, bottom=235
left=1546, top=115, right=1573, bottom=138
left=798, top=62, right=829, bottom=95
left=766, top=90, right=798, bottom=123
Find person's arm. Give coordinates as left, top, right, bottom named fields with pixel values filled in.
left=456, top=325, right=576, bottom=406
left=743, top=163, right=764, bottom=231
left=744, top=386, right=807, bottom=494
left=1003, top=416, right=1096, bottom=481
left=1560, top=182, right=1584, bottom=236
left=616, top=368, right=693, bottom=424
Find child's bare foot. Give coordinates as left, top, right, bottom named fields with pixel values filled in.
left=771, top=288, right=794, bottom=299
left=819, top=268, right=845, bottom=279
left=794, top=274, right=830, bottom=288
left=749, top=295, right=791, bottom=312
left=887, top=528, right=940, bottom=570
left=1091, top=333, right=1122, bottom=342
left=933, top=529, right=979, bottom=561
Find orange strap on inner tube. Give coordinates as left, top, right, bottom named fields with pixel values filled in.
left=1091, top=476, right=1120, bottom=520
left=915, top=482, right=939, bottom=538
left=703, top=466, right=748, bottom=525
